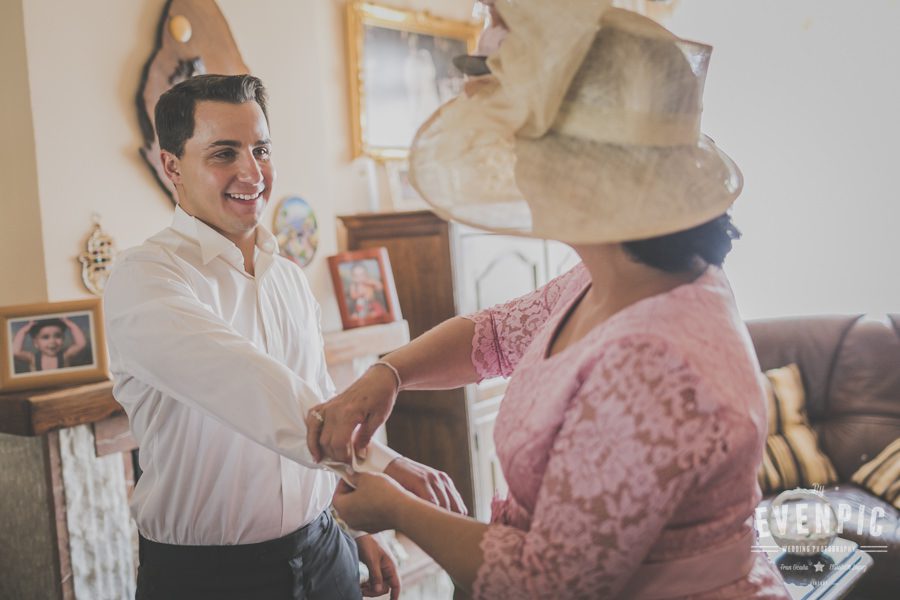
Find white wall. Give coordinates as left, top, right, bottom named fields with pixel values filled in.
left=10, top=0, right=896, bottom=321
left=21, top=0, right=174, bottom=304
left=657, top=1, right=900, bottom=318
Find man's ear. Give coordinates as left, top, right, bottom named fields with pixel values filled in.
left=160, top=150, right=182, bottom=185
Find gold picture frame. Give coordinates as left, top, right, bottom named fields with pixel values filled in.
left=346, top=1, right=481, bottom=160
left=0, top=299, right=109, bottom=393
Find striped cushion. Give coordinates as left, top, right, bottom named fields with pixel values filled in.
left=758, top=364, right=839, bottom=494
left=851, top=438, right=900, bottom=510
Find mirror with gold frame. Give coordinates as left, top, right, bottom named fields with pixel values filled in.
left=346, top=2, right=481, bottom=160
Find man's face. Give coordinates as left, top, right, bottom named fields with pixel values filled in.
left=351, top=265, right=368, bottom=283
left=162, top=100, right=275, bottom=242
left=34, top=326, right=64, bottom=356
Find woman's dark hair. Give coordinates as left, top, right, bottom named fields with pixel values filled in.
left=29, top=318, right=68, bottom=339
left=154, top=74, right=269, bottom=157
left=622, top=214, right=741, bottom=273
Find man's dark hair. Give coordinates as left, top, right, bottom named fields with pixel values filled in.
left=622, top=213, right=741, bottom=273
left=29, top=318, right=68, bottom=339
left=154, top=74, right=269, bottom=157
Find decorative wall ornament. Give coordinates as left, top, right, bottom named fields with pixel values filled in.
left=273, top=197, right=319, bottom=268
left=346, top=2, right=481, bottom=160
left=136, top=0, right=250, bottom=203
left=78, top=214, right=116, bottom=297
left=168, top=14, right=193, bottom=43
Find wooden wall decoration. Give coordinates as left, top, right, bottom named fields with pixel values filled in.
left=136, top=0, right=250, bottom=203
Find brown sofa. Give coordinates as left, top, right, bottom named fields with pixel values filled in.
left=748, top=314, right=900, bottom=598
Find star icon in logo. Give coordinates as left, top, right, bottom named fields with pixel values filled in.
left=813, top=561, right=825, bottom=573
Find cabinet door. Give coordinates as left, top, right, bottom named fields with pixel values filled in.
left=546, top=240, right=581, bottom=279
left=455, top=231, right=546, bottom=316
left=469, top=392, right=507, bottom=523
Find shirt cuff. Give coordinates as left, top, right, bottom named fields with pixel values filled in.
left=356, top=441, right=402, bottom=473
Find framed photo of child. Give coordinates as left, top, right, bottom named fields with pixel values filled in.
left=328, top=247, right=402, bottom=330
left=0, top=298, right=109, bottom=393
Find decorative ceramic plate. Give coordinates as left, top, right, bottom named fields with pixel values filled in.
left=273, top=196, right=318, bottom=268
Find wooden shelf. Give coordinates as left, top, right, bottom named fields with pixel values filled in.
left=324, top=320, right=410, bottom=365
left=0, top=379, right=119, bottom=437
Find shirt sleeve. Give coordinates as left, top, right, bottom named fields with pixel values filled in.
left=462, top=264, right=586, bottom=381
left=305, top=278, right=400, bottom=473
left=472, top=335, right=730, bottom=599
left=104, top=251, right=324, bottom=469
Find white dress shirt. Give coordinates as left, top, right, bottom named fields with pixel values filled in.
left=104, top=206, right=397, bottom=545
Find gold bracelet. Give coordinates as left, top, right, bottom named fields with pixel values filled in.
left=370, top=360, right=402, bottom=393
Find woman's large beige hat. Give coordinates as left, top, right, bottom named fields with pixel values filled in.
left=409, top=1, right=743, bottom=244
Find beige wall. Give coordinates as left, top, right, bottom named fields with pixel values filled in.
left=6, top=0, right=474, bottom=330
left=0, top=0, right=47, bottom=306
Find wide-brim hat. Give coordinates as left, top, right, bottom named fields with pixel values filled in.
left=409, top=2, right=743, bottom=244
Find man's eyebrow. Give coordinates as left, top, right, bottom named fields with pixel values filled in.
left=205, top=140, right=240, bottom=150
left=204, top=139, right=271, bottom=150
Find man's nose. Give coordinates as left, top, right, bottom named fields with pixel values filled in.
left=236, top=152, right=263, bottom=183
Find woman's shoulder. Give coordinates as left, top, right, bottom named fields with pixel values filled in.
left=543, top=262, right=592, bottom=312
left=599, top=267, right=745, bottom=354
left=585, top=268, right=763, bottom=408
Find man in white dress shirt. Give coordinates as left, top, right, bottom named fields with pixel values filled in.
left=104, top=74, right=464, bottom=600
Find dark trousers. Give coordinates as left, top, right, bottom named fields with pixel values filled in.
left=136, top=510, right=361, bottom=600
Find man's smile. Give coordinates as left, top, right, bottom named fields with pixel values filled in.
left=225, top=191, right=263, bottom=203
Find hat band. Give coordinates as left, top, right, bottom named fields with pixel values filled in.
left=551, top=101, right=701, bottom=147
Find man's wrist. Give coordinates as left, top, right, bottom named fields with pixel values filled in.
left=363, top=443, right=402, bottom=473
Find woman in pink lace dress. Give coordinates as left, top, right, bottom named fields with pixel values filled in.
left=309, top=2, right=790, bottom=598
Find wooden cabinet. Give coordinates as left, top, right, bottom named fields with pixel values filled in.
left=338, top=211, right=578, bottom=520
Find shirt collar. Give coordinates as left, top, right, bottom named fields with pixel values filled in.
left=172, top=204, right=279, bottom=266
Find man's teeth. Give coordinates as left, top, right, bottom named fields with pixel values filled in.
left=226, top=192, right=260, bottom=200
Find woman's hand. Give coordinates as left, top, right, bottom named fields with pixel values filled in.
left=307, top=365, right=399, bottom=463
left=356, top=534, right=401, bottom=599
left=333, top=473, right=412, bottom=534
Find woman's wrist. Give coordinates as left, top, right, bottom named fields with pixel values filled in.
left=386, top=490, right=419, bottom=532
left=368, top=360, right=401, bottom=394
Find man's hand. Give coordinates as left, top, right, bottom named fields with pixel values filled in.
left=356, top=534, right=400, bottom=599
left=385, top=456, right=467, bottom=515
left=307, top=364, right=398, bottom=463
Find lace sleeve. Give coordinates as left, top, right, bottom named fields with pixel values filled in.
left=473, top=335, right=729, bottom=599
left=462, top=264, right=585, bottom=381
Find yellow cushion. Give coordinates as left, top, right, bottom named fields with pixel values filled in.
left=851, top=438, right=900, bottom=510
left=758, top=364, right=839, bottom=494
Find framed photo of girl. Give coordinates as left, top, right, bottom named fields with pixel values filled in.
left=328, top=247, right=402, bottom=330
left=0, top=298, right=109, bottom=393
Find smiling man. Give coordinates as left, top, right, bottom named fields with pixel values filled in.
left=103, top=75, right=463, bottom=600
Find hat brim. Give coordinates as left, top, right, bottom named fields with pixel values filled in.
left=409, top=96, right=743, bottom=244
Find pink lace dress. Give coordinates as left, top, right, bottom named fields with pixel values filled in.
left=463, top=263, right=790, bottom=599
